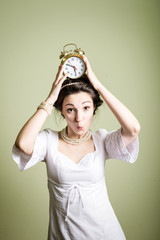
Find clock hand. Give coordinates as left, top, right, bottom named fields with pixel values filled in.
left=66, top=64, right=77, bottom=71
left=66, top=64, right=74, bottom=68
left=74, top=68, right=77, bottom=76
left=73, top=66, right=77, bottom=71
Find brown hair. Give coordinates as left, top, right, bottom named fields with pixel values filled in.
left=54, top=75, right=103, bottom=114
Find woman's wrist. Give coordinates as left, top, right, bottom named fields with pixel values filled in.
left=96, top=82, right=106, bottom=93
left=45, top=97, right=56, bottom=105
left=88, top=73, right=103, bottom=92
left=37, top=101, right=53, bottom=115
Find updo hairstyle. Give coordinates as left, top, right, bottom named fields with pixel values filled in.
left=54, top=75, right=103, bottom=114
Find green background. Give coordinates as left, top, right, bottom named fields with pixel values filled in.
left=1, top=0, right=159, bottom=239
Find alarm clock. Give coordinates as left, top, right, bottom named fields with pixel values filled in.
left=59, top=43, right=86, bottom=79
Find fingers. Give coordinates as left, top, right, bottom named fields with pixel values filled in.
left=55, top=72, right=68, bottom=91
left=46, top=64, right=68, bottom=103
left=55, top=64, right=65, bottom=84
left=58, top=73, right=68, bottom=87
left=82, top=55, right=92, bottom=72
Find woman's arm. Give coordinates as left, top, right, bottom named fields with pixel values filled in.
left=83, top=56, right=140, bottom=146
left=15, top=64, right=68, bottom=155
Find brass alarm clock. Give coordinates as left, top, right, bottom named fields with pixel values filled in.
left=59, top=43, right=86, bottom=79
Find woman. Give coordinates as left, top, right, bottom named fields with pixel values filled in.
left=12, top=55, right=140, bottom=240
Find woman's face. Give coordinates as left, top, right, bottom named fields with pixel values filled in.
left=61, top=92, right=95, bottom=138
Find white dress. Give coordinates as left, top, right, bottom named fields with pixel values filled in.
left=12, top=128, right=139, bottom=240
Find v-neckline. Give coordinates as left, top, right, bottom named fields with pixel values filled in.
left=56, top=131, right=97, bottom=166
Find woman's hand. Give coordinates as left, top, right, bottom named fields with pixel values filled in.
left=45, top=64, right=68, bottom=104
left=82, top=56, right=103, bottom=91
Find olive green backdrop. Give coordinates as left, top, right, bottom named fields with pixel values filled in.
left=0, top=0, right=159, bottom=239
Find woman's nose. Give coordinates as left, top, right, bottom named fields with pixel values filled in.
left=75, top=111, right=83, bottom=122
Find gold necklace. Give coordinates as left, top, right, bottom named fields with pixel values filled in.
left=60, top=127, right=92, bottom=145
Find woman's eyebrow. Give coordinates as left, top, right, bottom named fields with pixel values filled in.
left=65, top=101, right=92, bottom=107
left=64, top=103, right=74, bottom=107
left=82, top=101, right=92, bottom=104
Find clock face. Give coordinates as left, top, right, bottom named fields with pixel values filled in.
left=63, top=56, right=86, bottom=79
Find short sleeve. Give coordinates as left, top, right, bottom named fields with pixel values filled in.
left=12, top=130, right=47, bottom=171
left=105, top=128, right=139, bottom=163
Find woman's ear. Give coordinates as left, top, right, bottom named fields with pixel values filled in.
left=93, top=105, right=96, bottom=115
left=61, top=112, right=65, bottom=118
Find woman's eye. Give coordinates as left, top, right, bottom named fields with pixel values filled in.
left=67, top=108, right=74, bottom=113
left=84, top=106, right=90, bottom=111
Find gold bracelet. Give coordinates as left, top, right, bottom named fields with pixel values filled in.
left=37, top=102, right=53, bottom=115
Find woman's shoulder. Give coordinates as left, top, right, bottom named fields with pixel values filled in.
left=92, top=128, right=121, bottom=140
left=92, top=128, right=108, bottom=140
left=40, top=128, right=59, bottom=140
left=42, top=128, right=57, bottom=134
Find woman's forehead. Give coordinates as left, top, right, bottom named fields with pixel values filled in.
left=63, top=92, right=93, bottom=106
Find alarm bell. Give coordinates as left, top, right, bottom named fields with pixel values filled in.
left=59, top=43, right=85, bottom=59
left=59, top=51, right=69, bottom=59
left=74, top=48, right=85, bottom=56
